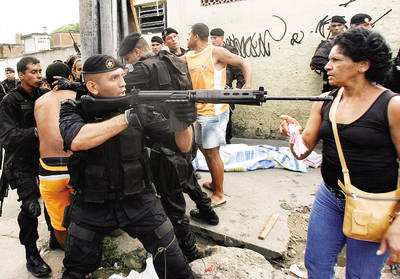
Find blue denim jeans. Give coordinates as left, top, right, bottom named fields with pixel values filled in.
left=305, top=182, right=389, bottom=279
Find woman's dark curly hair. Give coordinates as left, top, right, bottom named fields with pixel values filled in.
left=333, top=27, right=392, bottom=84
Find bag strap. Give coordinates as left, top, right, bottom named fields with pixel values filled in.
left=328, top=88, right=352, bottom=193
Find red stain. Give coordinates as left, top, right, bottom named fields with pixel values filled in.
left=205, top=265, right=214, bottom=272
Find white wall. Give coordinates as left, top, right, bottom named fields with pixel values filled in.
left=24, top=37, right=36, bottom=53
left=167, top=0, right=400, bottom=138
left=35, top=35, right=51, bottom=52
left=0, top=47, right=77, bottom=81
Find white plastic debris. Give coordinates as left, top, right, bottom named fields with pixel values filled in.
left=289, top=263, right=305, bottom=278
left=288, top=124, right=308, bottom=157
left=109, top=257, right=159, bottom=279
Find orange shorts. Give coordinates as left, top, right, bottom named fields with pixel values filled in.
left=39, top=157, right=72, bottom=231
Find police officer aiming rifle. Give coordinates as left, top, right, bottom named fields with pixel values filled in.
left=59, top=54, right=195, bottom=279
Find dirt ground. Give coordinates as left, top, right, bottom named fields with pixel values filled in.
left=282, top=206, right=398, bottom=279
left=92, top=205, right=399, bottom=278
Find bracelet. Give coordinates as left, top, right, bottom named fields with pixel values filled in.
left=34, top=127, right=38, bottom=138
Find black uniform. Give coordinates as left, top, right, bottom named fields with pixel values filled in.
left=171, top=47, right=186, bottom=57
left=310, top=38, right=338, bottom=92
left=125, top=52, right=217, bottom=262
left=59, top=99, right=193, bottom=279
left=0, top=85, right=52, bottom=276
left=0, top=85, right=47, bottom=243
left=0, top=78, right=19, bottom=100
left=386, top=48, right=400, bottom=93
left=224, top=44, right=245, bottom=144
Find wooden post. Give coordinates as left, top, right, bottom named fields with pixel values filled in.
left=258, top=213, right=279, bottom=240
left=129, top=0, right=141, bottom=33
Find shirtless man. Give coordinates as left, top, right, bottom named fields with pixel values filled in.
left=34, top=62, right=76, bottom=248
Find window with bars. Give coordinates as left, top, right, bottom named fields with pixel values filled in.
left=201, top=0, right=244, bottom=6
left=136, top=2, right=167, bottom=34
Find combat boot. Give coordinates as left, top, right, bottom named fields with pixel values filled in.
left=62, top=270, right=90, bottom=279
left=25, top=244, right=51, bottom=277
left=49, top=229, right=62, bottom=250
left=183, top=244, right=203, bottom=262
left=190, top=208, right=219, bottom=225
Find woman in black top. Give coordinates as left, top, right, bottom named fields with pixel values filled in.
left=280, top=28, right=400, bottom=278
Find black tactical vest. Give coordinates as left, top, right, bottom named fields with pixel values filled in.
left=141, top=51, right=193, bottom=91
left=68, top=111, right=150, bottom=203
left=8, top=87, right=46, bottom=165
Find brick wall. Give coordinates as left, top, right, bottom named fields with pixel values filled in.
left=0, top=44, right=24, bottom=58
left=52, top=32, right=81, bottom=48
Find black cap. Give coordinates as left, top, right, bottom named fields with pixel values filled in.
left=82, top=54, right=124, bottom=74
left=162, top=27, right=178, bottom=41
left=5, top=67, right=15, bottom=73
left=331, top=16, right=346, bottom=24
left=151, top=36, right=163, bottom=44
left=210, top=28, right=225, bottom=36
left=119, top=32, right=142, bottom=57
left=350, top=13, right=372, bottom=25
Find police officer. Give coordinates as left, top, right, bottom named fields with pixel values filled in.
left=0, top=67, right=19, bottom=100
left=310, top=15, right=346, bottom=92
left=59, top=54, right=195, bottom=279
left=119, top=33, right=219, bottom=262
left=151, top=35, right=164, bottom=55
left=162, top=27, right=187, bottom=57
left=0, top=57, right=51, bottom=277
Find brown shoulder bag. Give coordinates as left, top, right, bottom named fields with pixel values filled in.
left=329, top=88, right=400, bottom=242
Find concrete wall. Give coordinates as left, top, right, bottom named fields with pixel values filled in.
left=0, top=46, right=77, bottom=80
left=166, top=0, right=400, bottom=138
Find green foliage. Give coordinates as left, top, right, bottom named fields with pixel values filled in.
left=101, top=236, right=124, bottom=268
left=50, top=23, right=80, bottom=34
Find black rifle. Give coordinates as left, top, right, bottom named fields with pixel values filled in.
left=80, top=87, right=333, bottom=117
left=69, top=32, right=81, bottom=55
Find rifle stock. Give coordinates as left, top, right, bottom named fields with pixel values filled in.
left=80, top=87, right=333, bottom=117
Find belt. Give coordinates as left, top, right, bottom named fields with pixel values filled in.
left=325, top=183, right=346, bottom=200
left=106, top=180, right=150, bottom=201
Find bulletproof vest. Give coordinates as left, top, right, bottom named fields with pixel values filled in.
left=141, top=50, right=193, bottom=91
left=68, top=108, right=150, bottom=203
left=12, top=87, right=44, bottom=127
left=4, top=87, right=47, bottom=178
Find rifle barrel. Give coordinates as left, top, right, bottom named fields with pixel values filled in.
left=133, top=90, right=333, bottom=103
left=264, top=96, right=333, bottom=101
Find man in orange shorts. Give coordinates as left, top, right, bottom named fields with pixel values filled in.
left=34, top=62, right=76, bottom=248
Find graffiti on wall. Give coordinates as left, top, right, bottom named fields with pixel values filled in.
left=224, top=15, right=307, bottom=58
left=339, top=0, right=357, bottom=8
left=224, top=1, right=392, bottom=58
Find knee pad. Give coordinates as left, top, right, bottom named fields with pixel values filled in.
left=20, top=197, right=41, bottom=218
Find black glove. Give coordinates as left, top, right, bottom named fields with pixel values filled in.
left=124, top=104, right=156, bottom=129
left=21, top=196, right=41, bottom=218
left=168, top=102, right=197, bottom=131
left=57, top=78, right=78, bottom=90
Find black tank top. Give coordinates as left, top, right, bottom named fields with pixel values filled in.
left=319, top=89, right=399, bottom=193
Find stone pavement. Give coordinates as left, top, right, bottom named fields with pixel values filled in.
left=186, top=138, right=321, bottom=259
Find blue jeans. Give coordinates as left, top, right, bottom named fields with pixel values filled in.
left=194, top=110, right=229, bottom=149
left=305, top=182, right=388, bottom=279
